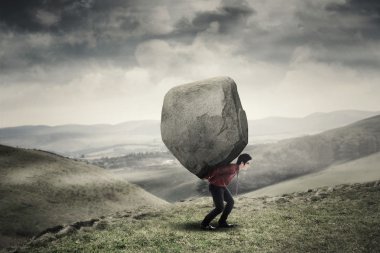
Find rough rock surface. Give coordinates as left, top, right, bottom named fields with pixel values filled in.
left=161, top=76, right=248, bottom=178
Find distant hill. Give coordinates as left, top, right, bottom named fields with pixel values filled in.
left=0, top=120, right=164, bottom=158
left=110, top=163, right=200, bottom=203
left=0, top=145, right=169, bottom=249
left=0, top=110, right=378, bottom=158
left=251, top=110, right=380, bottom=143
left=243, top=151, right=380, bottom=198
left=228, top=114, right=380, bottom=195
left=88, top=152, right=200, bottom=202
left=88, top=114, right=380, bottom=202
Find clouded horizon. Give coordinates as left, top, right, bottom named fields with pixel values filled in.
left=1, top=0, right=379, bottom=127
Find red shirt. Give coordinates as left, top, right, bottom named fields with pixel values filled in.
left=204, top=164, right=239, bottom=187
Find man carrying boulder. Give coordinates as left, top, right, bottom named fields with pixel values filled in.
left=200, top=153, right=252, bottom=230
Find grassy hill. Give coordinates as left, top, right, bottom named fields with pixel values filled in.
left=231, top=114, right=380, bottom=194
left=87, top=115, right=380, bottom=202
left=111, top=164, right=199, bottom=202
left=6, top=180, right=380, bottom=253
left=244, top=151, right=380, bottom=198
left=0, top=145, right=169, bottom=249
left=88, top=151, right=201, bottom=202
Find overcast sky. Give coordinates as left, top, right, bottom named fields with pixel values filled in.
left=0, top=0, right=379, bottom=127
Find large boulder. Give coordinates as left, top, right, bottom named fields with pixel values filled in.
left=160, top=76, right=248, bottom=179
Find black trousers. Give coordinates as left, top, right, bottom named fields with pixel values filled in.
left=201, top=183, right=234, bottom=226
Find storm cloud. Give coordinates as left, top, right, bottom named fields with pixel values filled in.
left=174, top=1, right=255, bottom=35
left=1, top=0, right=379, bottom=76
left=0, top=0, right=379, bottom=127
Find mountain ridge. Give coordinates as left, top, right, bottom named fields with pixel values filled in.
left=1, top=110, right=379, bottom=158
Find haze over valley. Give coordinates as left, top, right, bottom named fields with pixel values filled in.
left=1, top=110, right=378, bottom=159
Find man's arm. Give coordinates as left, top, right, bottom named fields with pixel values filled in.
left=202, top=167, right=217, bottom=180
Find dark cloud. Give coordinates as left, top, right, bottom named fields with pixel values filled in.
left=0, top=0, right=257, bottom=80
left=0, top=0, right=44, bottom=32
left=326, top=0, right=380, bottom=38
left=240, top=0, right=380, bottom=69
left=314, top=0, right=380, bottom=68
left=1, top=0, right=379, bottom=84
left=1, top=0, right=88, bottom=33
left=326, top=0, right=380, bottom=19
left=174, top=1, right=255, bottom=35
left=0, top=0, right=138, bottom=33
left=0, top=0, right=143, bottom=78
left=118, top=16, right=140, bottom=31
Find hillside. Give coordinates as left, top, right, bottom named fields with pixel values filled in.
left=87, top=115, right=380, bottom=202
left=229, top=115, right=380, bottom=194
left=243, top=151, right=380, bottom=198
left=111, top=163, right=199, bottom=203
left=6, top=180, right=380, bottom=253
left=87, top=151, right=200, bottom=202
left=0, top=145, right=169, bottom=249
left=252, top=110, right=380, bottom=141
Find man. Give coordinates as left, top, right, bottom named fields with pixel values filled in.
left=200, top=153, right=252, bottom=230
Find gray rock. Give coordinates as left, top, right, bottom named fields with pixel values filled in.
left=71, top=218, right=99, bottom=229
left=29, top=233, right=56, bottom=246
left=316, top=190, right=328, bottom=198
left=334, top=184, right=345, bottom=190
left=79, top=226, right=94, bottom=233
left=274, top=197, right=288, bottom=203
left=94, top=220, right=108, bottom=230
left=161, top=76, right=248, bottom=178
left=310, top=196, right=321, bottom=201
left=56, top=225, right=76, bottom=238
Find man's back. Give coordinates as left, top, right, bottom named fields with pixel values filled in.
left=204, top=164, right=239, bottom=187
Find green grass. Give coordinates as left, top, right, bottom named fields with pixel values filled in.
left=13, top=181, right=380, bottom=253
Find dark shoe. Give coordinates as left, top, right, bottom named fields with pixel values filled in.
left=218, top=222, right=236, bottom=228
left=200, top=224, right=216, bottom=231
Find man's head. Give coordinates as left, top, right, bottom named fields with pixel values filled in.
left=237, top=153, right=252, bottom=170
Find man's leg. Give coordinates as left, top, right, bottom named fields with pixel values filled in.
left=201, top=184, right=224, bottom=226
left=218, top=187, right=234, bottom=225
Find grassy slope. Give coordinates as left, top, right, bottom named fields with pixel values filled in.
left=10, top=180, right=380, bottom=253
left=87, top=115, right=380, bottom=202
left=238, top=115, right=380, bottom=194
left=111, top=164, right=200, bottom=202
left=243, top=152, right=380, bottom=198
left=0, top=145, right=169, bottom=249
